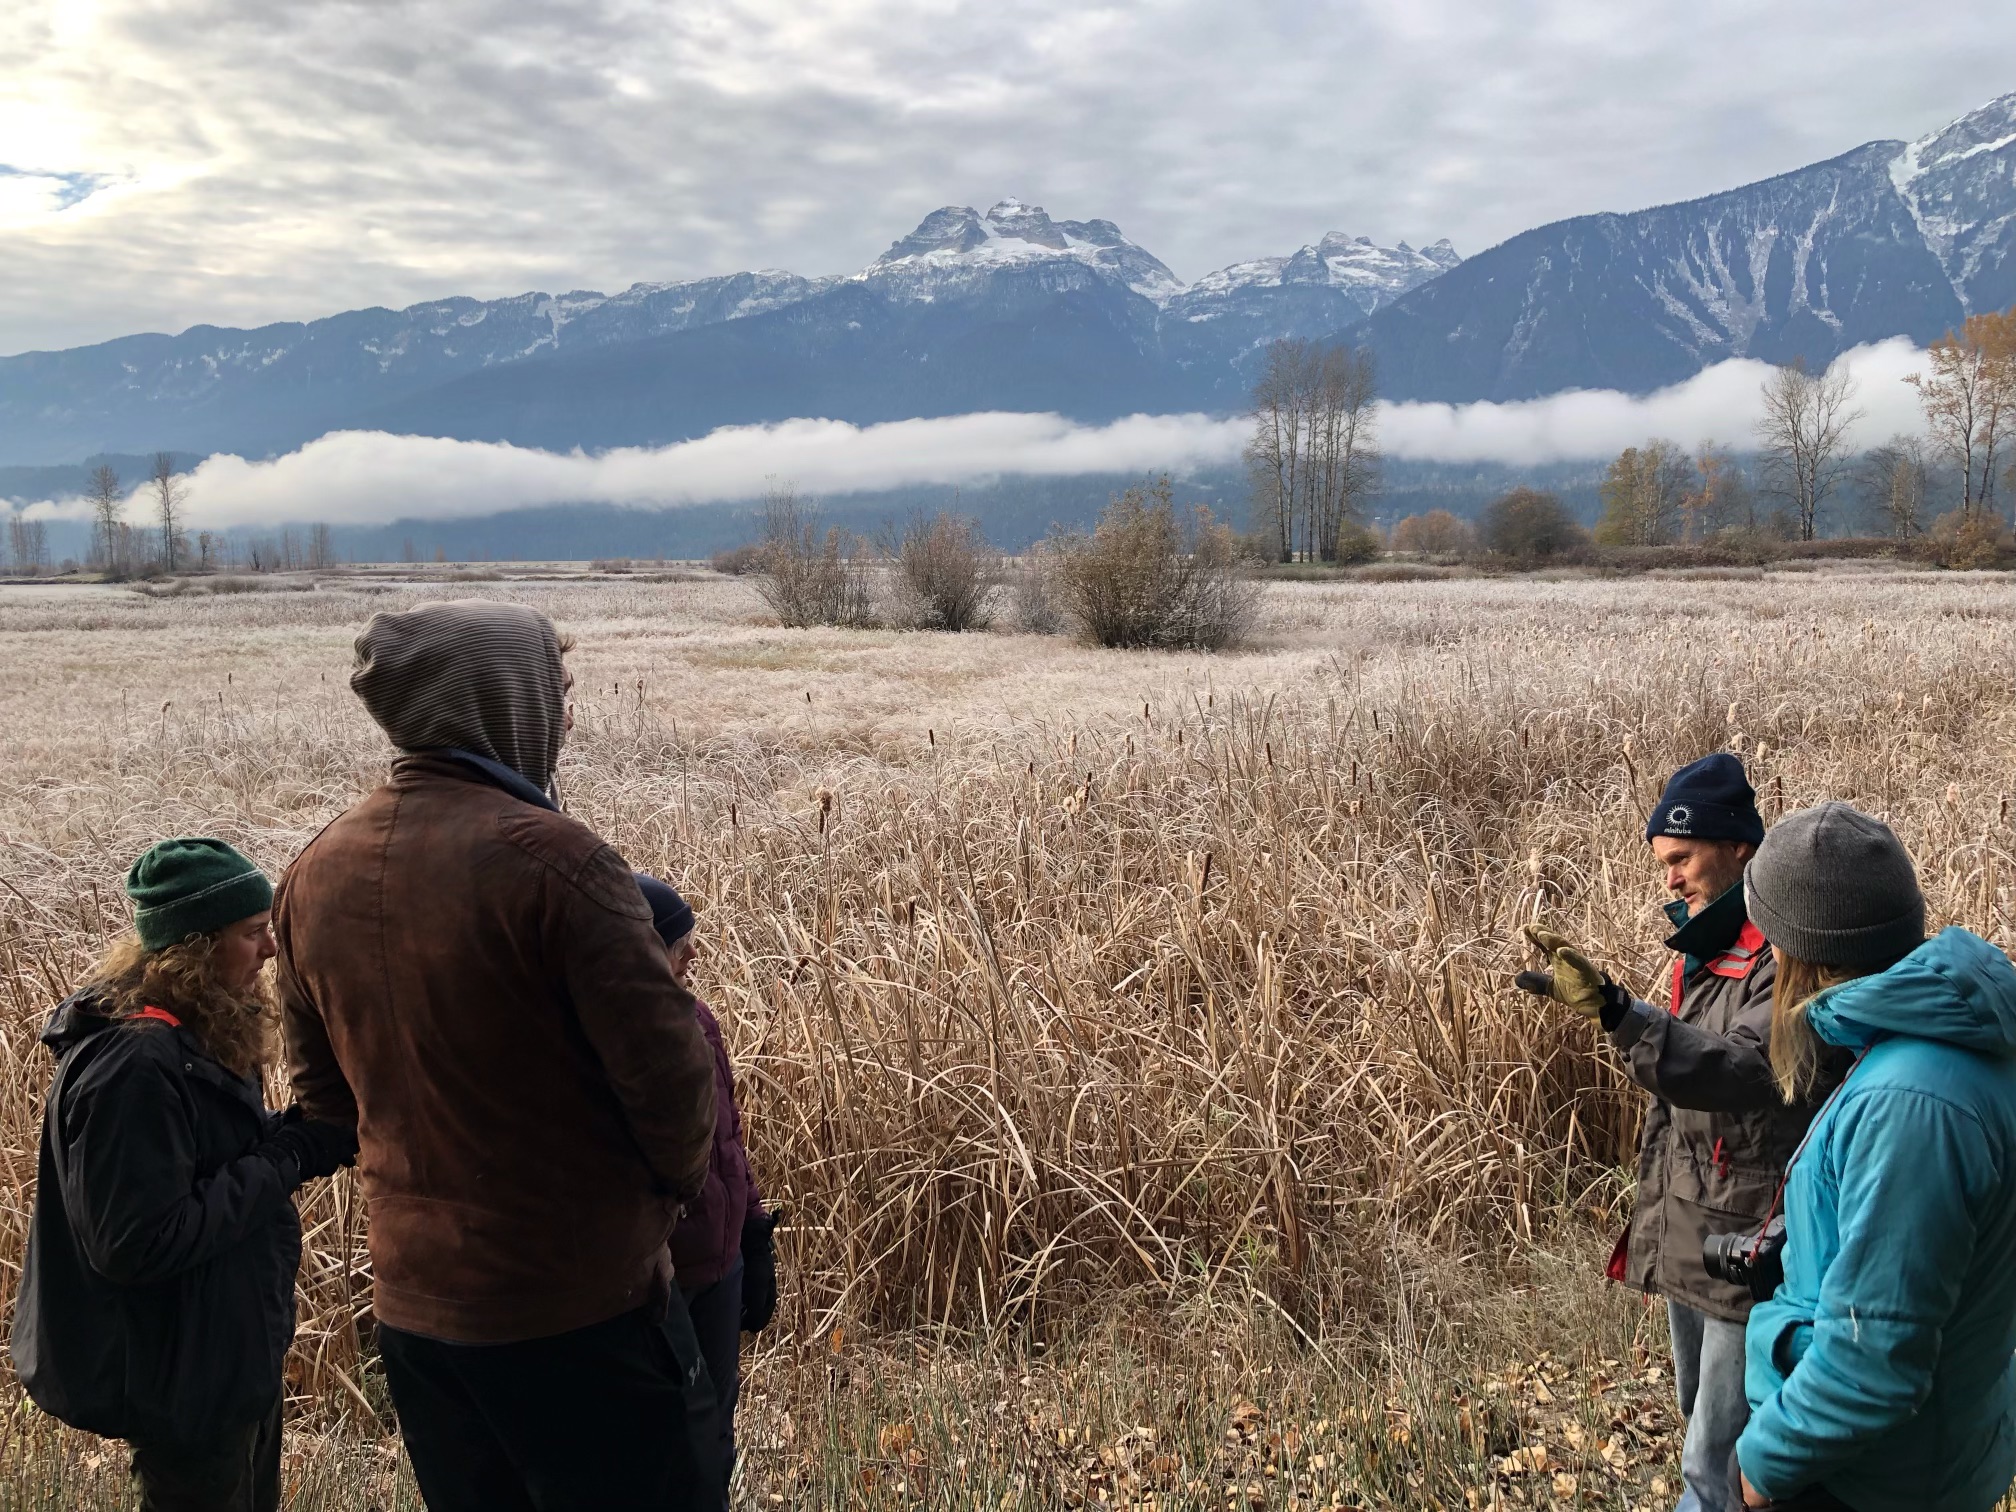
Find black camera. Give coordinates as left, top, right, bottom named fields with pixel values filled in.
left=1702, top=1216, right=1786, bottom=1301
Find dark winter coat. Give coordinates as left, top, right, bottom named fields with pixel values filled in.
left=1608, top=889, right=1841, bottom=1322
left=275, top=754, right=717, bottom=1343
left=669, top=998, right=763, bottom=1291
left=11, top=994, right=301, bottom=1445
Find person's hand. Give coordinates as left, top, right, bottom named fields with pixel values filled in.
left=1516, top=925, right=1613, bottom=1019
left=259, top=1119, right=359, bottom=1191
left=741, top=1208, right=781, bottom=1334
left=1740, top=1470, right=1771, bottom=1507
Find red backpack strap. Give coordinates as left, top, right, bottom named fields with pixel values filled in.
left=1669, top=956, right=1686, bottom=1015
left=134, top=1005, right=183, bottom=1028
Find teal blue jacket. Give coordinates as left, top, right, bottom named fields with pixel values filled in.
left=1738, top=928, right=2016, bottom=1512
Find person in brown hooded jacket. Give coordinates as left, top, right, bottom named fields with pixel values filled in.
left=1521, top=755, right=1840, bottom=1512
left=274, top=601, right=720, bottom=1512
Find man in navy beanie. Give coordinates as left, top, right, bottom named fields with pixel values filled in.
left=1519, top=755, right=1841, bottom=1512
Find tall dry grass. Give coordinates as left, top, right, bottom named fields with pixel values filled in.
left=0, top=569, right=2012, bottom=1504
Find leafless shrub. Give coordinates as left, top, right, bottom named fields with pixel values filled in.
left=750, top=484, right=876, bottom=629
left=709, top=543, right=764, bottom=576
left=1011, top=542, right=1067, bottom=635
left=883, top=512, right=1001, bottom=632
left=1051, top=478, right=1260, bottom=650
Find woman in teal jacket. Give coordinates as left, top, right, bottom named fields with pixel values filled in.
left=1735, top=802, right=2016, bottom=1512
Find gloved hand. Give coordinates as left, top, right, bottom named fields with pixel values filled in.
left=1516, top=925, right=1620, bottom=1020
left=741, top=1208, right=781, bottom=1334
left=258, top=1119, right=359, bottom=1192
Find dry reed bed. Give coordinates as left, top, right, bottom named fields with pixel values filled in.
left=1, top=572, right=2012, bottom=1445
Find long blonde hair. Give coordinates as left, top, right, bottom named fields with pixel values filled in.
left=84, top=931, right=276, bottom=1080
left=1769, top=952, right=1866, bottom=1104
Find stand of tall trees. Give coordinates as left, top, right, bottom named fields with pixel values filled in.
left=1907, top=308, right=2016, bottom=524
left=1756, top=358, right=1862, bottom=542
left=6, top=515, right=49, bottom=574
left=1245, top=339, right=1381, bottom=562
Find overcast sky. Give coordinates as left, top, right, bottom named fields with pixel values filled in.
left=4, top=0, right=2013, bottom=356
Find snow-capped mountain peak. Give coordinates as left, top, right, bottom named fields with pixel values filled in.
left=1170, top=231, right=1460, bottom=324
left=866, top=200, right=1184, bottom=301
left=1888, top=90, right=2016, bottom=310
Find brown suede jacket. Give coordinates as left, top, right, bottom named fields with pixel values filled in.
left=274, top=755, right=717, bottom=1343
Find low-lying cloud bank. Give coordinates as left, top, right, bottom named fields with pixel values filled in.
left=16, top=340, right=1932, bottom=527
left=1382, top=337, right=1927, bottom=464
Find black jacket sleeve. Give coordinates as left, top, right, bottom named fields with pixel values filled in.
left=1606, top=990, right=1780, bottom=1113
left=57, top=1039, right=293, bottom=1286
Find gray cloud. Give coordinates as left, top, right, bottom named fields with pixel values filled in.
left=4, top=0, right=2012, bottom=354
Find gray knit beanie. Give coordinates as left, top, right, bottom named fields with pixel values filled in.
left=1745, top=802, right=1925, bottom=969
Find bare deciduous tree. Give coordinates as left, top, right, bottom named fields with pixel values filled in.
left=1246, top=340, right=1381, bottom=562
left=1756, top=359, right=1862, bottom=541
left=7, top=515, right=49, bottom=575
left=151, top=453, right=189, bottom=573
left=86, top=464, right=124, bottom=575
left=1859, top=435, right=1932, bottom=540
left=1905, top=307, right=2016, bottom=523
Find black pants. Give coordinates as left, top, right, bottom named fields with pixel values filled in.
left=129, top=1394, right=281, bottom=1512
left=682, top=1259, right=744, bottom=1510
left=379, top=1306, right=720, bottom=1512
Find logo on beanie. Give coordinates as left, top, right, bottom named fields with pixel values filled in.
left=1664, top=805, right=1693, bottom=834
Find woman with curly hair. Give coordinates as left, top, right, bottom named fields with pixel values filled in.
left=11, top=838, right=357, bottom=1512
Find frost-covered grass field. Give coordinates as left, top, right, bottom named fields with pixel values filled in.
left=1, top=566, right=2012, bottom=1509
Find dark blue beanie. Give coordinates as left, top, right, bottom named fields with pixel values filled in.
left=634, top=873, right=696, bottom=946
left=1645, top=754, right=1765, bottom=846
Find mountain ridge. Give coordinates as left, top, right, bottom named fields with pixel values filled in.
left=3, top=88, right=2013, bottom=465
left=0, top=200, right=1451, bottom=464
left=1348, top=91, right=2015, bottom=400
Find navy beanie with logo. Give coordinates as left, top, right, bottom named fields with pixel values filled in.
left=1645, top=753, right=1765, bottom=846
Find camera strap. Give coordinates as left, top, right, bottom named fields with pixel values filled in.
left=1754, top=1047, right=1870, bottom=1238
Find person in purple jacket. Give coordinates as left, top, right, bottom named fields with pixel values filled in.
left=637, top=874, right=778, bottom=1505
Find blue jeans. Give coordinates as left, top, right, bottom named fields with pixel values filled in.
left=1669, top=1301, right=1749, bottom=1512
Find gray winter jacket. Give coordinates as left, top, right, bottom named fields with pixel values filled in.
left=1607, top=889, right=1839, bottom=1322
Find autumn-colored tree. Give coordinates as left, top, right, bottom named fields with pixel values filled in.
left=1595, top=439, right=1691, bottom=546
left=1757, top=359, right=1862, bottom=541
left=1390, top=508, right=1475, bottom=556
left=1681, top=443, right=1753, bottom=540
left=1906, top=306, right=2016, bottom=523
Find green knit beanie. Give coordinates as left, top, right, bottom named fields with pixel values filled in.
left=125, top=838, right=274, bottom=951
